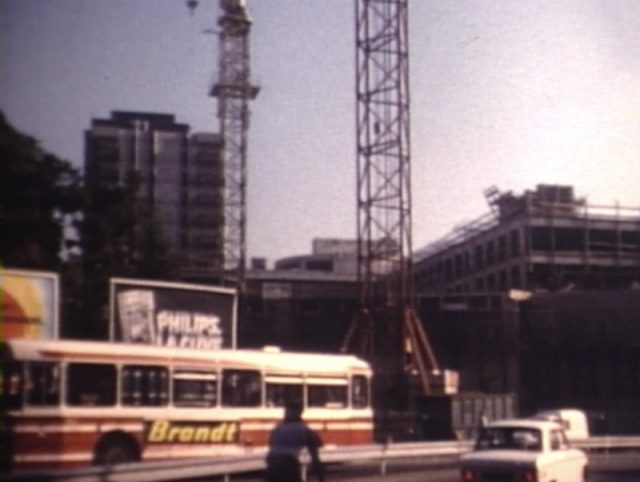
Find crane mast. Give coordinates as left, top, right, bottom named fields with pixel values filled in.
left=343, top=0, right=444, bottom=397
left=209, top=0, right=259, bottom=285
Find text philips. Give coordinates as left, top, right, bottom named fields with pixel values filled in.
left=156, top=311, right=223, bottom=348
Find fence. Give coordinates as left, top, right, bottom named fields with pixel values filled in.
left=2, top=437, right=639, bottom=482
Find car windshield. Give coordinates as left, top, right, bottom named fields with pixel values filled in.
left=475, top=427, right=542, bottom=451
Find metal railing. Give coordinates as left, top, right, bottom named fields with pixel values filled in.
left=2, top=436, right=639, bottom=482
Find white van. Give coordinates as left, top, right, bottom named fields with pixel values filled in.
left=533, top=408, right=590, bottom=441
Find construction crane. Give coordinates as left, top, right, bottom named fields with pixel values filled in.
left=341, top=0, right=455, bottom=398
left=187, top=0, right=259, bottom=286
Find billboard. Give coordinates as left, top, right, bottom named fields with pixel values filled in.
left=1, top=268, right=59, bottom=340
left=110, top=278, right=237, bottom=349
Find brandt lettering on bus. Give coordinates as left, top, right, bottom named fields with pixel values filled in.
left=146, top=421, right=238, bottom=443
left=109, top=277, right=237, bottom=349
left=1, top=338, right=373, bottom=471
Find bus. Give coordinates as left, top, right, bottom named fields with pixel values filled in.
left=1, top=338, right=373, bottom=471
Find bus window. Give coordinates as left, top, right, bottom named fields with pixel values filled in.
left=308, top=384, right=348, bottom=408
left=2, top=362, right=23, bottom=410
left=265, top=376, right=303, bottom=407
left=122, top=365, right=168, bottom=406
left=173, top=371, right=217, bottom=407
left=351, top=375, right=369, bottom=408
left=26, top=362, right=60, bottom=406
left=67, top=363, right=117, bottom=406
left=222, top=369, right=261, bottom=407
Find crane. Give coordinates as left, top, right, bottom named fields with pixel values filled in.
left=187, top=0, right=259, bottom=287
left=341, top=0, right=454, bottom=398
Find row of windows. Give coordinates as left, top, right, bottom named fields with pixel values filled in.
left=418, top=226, right=640, bottom=287
left=417, top=229, right=522, bottom=285
left=3, top=362, right=369, bottom=411
left=530, top=227, right=640, bottom=252
left=416, top=227, right=640, bottom=286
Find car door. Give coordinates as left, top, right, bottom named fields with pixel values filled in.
left=548, top=428, right=583, bottom=482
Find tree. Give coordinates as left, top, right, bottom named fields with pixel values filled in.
left=77, top=172, right=180, bottom=338
left=1, top=111, right=179, bottom=339
left=1, top=111, right=83, bottom=269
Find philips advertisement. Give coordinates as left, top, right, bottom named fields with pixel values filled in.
left=2, top=268, right=59, bottom=340
left=110, top=278, right=237, bottom=349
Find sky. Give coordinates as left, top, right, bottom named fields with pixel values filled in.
left=2, top=0, right=639, bottom=265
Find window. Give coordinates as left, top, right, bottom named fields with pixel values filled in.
left=67, top=363, right=116, bottom=406
left=222, top=369, right=261, bottom=407
left=173, top=371, right=217, bottom=407
left=590, top=229, right=617, bottom=252
left=308, top=381, right=348, bottom=408
left=476, top=428, right=541, bottom=451
left=351, top=375, right=369, bottom=408
left=2, top=362, right=23, bottom=410
left=531, top=227, right=552, bottom=250
left=556, top=228, right=584, bottom=251
left=265, top=376, right=303, bottom=407
left=454, top=254, right=463, bottom=277
left=499, top=270, right=508, bottom=290
left=444, top=259, right=453, bottom=281
left=550, top=430, right=568, bottom=451
left=122, top=365, right=168, bottom=406
left=486, top=241, right=496, bottom=265
left=510, top=230, right=521, bottom=256
left=498, top=235, right=507, bottom=261
left=474, top=245, right=484, bottom=270
left=26, top=362, right=60, bottom=406
left=510, top=266, right=521, bottom=288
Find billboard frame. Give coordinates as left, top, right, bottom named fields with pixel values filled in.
left=109, top=277, right=238, bottom=349
left=2, top=268, right=60, bottom=340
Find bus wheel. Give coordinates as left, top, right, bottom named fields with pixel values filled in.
left=94, top=434, right=139, bottom=466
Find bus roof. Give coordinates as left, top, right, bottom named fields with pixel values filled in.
left=2, top=338, right=371, bottom=376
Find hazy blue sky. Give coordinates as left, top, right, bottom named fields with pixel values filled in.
left=2, top=0, right=639, bottom=264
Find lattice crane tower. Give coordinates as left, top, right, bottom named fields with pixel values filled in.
left=343, top=0, right=449, bottom=396
left=188, top=0, right=259, bottom=285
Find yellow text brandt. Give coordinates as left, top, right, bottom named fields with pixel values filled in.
left=146, top=420, right=238, bottom=443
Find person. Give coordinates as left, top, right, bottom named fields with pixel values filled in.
left=265, top=401, right=325, bottom=482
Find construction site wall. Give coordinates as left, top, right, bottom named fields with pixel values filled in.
left=519, top=290, right=640, bottom=434
left=417, top=294, right=521, bottom=395
left=418, top=290, right=640, bottom=435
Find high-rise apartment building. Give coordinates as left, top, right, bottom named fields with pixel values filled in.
left=84, top=111, right=224, bottom=279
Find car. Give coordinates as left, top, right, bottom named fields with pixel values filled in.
left=532, top=409, right=590, bottom=442
left=459, top=418, right=588, bottom=482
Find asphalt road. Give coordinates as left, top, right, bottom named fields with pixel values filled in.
left=209, top=452, right=640, bottom=482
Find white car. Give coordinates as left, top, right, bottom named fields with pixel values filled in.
left=459, top=419, right=588, bottom=482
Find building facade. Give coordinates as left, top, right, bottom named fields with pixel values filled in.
left=241, top=239, right=359, bottom=351
left=415, top=185, right=640, bottom=296
left=84, top=111, right=224, bottom=279
left=412, top=185, right=640, bottom=434
left=274, top=238, right=359, bottom=276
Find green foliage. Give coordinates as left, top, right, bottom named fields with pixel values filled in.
left=1, top=111, right=83, bottom=269
left=80, top=174, right=179, bottom=281
left=78, top=168, right=180, bottom=339
left=2, top=111, right=180, bottom=339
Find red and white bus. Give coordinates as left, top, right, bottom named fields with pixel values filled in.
left=1, top=338, right=373, bottom=471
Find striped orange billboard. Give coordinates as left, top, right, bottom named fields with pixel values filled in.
left=1, top=268, right=59, bottom=340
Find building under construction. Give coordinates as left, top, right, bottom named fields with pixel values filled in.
left=411, top=184, right=640, bottom=434
left=415, top=184, right=640, bottom=295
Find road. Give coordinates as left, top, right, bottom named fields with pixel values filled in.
left=213, top=452, right=640, bottom=482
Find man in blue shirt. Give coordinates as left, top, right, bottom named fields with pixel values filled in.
left=265, top=401, right=325, bottom=482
